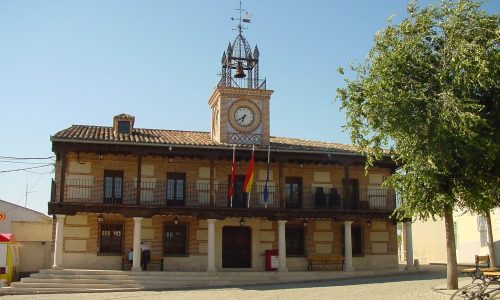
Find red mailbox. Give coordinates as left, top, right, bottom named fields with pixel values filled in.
left=265, top=249, right=279, bottom=271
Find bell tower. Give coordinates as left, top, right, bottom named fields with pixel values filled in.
left=208, top=2, right=273, bottom=146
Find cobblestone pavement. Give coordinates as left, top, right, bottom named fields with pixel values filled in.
left=3, top=265, right=466, bottom=300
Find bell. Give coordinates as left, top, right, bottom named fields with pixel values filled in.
left=234, top=61, right=246, bottom=78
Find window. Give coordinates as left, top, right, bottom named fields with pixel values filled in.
left=104, top=170, right=124, bottom=204
left=99, top=223, right=123, bottom=255
left=285, top=177, right=302, bottom=209
left=117, top=121, right=131, bottom=133
left=478, top=215, right=488, bottom=247
left=286, top=226, right=305, bottom=256
left=164, top=224, right=188, bottom=256
left=167, top=172, right=186, bottom=205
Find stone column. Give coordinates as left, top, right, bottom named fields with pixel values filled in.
left=344, top=221, right=354, bottom=271
left=405, top=221, right=414, bottom=270
left=207, top=219, right=217, bottom=272
left=278, top=220, right=288, bottom=272
left=52, top=214, right=66, bottom=270
left=132, top=217, right=143, bottom=271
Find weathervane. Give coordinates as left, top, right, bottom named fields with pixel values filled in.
left=231, top=0, right=252, bottom=36
left=218, top=0, right=265, bottom=89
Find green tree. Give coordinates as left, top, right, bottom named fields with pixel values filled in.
left=336, top=0, right=499, bottom=289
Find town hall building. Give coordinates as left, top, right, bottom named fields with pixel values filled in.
left=47, top=18, right=400, bottom=274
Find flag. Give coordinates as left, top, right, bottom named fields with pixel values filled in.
left=243, top=146, right=255, bottom=193
left=263, top=145, right=270, bottom=207
left=228, top=146, right=236, bottom=207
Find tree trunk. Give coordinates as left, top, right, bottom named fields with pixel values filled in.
left=444, top=207, right=458, bottom=290
left=486, top=211, right=497, bottom=267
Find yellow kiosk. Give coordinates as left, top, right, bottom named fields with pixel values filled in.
left=0, top=234, right=20, bottom=286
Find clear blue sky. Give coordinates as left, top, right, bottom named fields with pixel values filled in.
left=0, top=0, right=497, bottom=215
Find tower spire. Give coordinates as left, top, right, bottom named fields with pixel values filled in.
left=231, top=0, right=252, bottom=36
left=218, top=0, right=265, bottom=90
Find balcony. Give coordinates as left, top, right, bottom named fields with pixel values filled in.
left=53, top=179, right=396, bottom=212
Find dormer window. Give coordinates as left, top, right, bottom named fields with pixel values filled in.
left=117, top=121, right=130, bottom=134
left=113, top=113, right=135, bottom=134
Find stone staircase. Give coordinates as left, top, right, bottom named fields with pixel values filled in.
left=0, top=268, right=419, bottom=294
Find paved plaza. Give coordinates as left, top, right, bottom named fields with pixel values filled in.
left=1, top=265, right=473, bottom=300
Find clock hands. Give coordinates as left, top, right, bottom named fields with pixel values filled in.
left=236, top=114, right=247, bottom=123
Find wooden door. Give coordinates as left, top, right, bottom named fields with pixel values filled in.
left=285, top=177, right=302, bottom=208
left=228, top=175, right=247, bottom=208
left=343, top=179, right=360, bottom=209
left=104, top=170, right=124, bottom=204
left=222, top=226, right=251, bottom=268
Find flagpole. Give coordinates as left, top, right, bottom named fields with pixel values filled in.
left=247, top=145, right=254, bottom=208
left=230, top=145, right=235, bottom=208
left=264, top=145, right=270, bottom=208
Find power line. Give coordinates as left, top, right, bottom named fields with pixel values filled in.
left=0, top=164, right=54, bottom=174
left=0, top=160, right=54, bottom=165
left=0, top=155, right=54, bottom=160
left=25, top=170, right=54, bottom=174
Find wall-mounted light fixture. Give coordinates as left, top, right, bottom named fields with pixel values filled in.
left=97, top=213, right=104, bottom=223
left=236, top=161, right=240, bottom=166
left=367, top=220, right=372, bottom=228
left=98, top=154, right=104, bottom=160
left=174, top=216, right=179, bottom=225
left=303, top=219, right=308, bottom=227
left=168, top=156, right=173, bottom=163
left=299, top=163, right=304, bottom=169
left=239, top=217, right=245, bottom=227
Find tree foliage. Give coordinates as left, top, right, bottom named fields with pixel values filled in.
left=337, top=0, right=499, bottom=220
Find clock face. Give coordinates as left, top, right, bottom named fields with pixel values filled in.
left=228, top=100, right=261, bottom=133
left=234, top=107, right=254, bottom=126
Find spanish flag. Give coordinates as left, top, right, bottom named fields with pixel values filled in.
left=243, top=146, right=255, bottom=193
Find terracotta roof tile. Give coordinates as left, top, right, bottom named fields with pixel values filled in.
left=51, top=125, right=359, bottom=155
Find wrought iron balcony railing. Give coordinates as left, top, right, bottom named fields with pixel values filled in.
left=217, top=76, right=266, bottom=90
left=53, top=179, right=396, bottom=211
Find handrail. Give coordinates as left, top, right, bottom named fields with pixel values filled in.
left=56, top=179, right=396, bottom=211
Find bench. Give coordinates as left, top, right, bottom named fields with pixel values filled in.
left=461, top=254, right=491, bottom=274
left=307, top=255, right=344, bottom=271
left=122, top=255, right=164, bottom=271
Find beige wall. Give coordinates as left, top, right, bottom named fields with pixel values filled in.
left=412, top=209, right=500, bottom=266
left=0, top=200, right=51, bottom=233
left=11, top=221, right=52, bottom=273
left=18, top=242, right=52, bottom=273
left=12, top=221, right=52, bottom=242
left=412, top=219, right=447, bottom=264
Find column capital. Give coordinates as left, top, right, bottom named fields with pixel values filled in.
left=133, top=217, right=143, bottom=222
left=344, top=220, right=353, bottom=226
left=278, top=220, right=287, bottom=225
left=207, top=219, right=217, bottom=224
left=55, top=214, right=66, bottom=220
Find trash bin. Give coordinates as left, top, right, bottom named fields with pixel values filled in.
left=265, top=249, right=279, bottom=271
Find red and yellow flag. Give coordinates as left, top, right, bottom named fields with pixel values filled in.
left=243, top=146, right=255, bottom=193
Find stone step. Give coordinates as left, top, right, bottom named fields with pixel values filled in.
left=11, top=282, right=142, bottom=289
left=39, top=269, right=127, bottom=275
left=20, top=277, right=139, bottom=285
left=1, top=287, right=143, bottom=295
left=30, top=273, right=132, bottom=280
